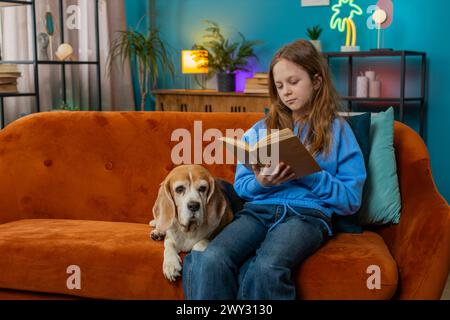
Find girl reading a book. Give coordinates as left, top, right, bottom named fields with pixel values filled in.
left=183, top=39, right=367, bottom=300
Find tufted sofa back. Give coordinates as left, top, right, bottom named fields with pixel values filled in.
left=0, top=111, right=264, bottom=224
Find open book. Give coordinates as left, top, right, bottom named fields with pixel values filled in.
left=219, top=128, right=321, bottom=179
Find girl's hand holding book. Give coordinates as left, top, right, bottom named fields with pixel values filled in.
left=252, top=162, right=296, bottom=187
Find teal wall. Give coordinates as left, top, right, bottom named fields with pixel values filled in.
left=125, top=0, right=450, bottom=202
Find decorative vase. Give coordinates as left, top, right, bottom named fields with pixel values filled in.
left=217, top=72, right=236, bottom=92
left=37, top=33, right=50, bottom=60
left=310, top=40, right=322, bottom=52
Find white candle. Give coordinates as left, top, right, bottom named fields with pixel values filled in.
left=369, top=80, right=381, bottom=98
left=356, top=76, right=369, bottom=98
left=365, top=71, right=376, bottom=82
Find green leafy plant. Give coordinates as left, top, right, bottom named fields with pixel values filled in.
left=55, top=101, right=80, bottom=111
left=108, top=18, right=175, bottom=111
left=193, top=20, right=263, bottom=75
left=306, top=25, right=323, bottom=40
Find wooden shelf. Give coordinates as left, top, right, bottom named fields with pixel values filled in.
left=0, top=92, right=36, bottom=97
left=153, top=89, right=269, bottom=113
left=152, top=89, right=269, bottom=98
left=0, top=1, right=32, bottom=7
left=0, top=60, right=34, bottom=65
left=324, top=49, right=427, bottom=137
left=37, top=60, right=99, bottom=65
left=0, top=60, right=99, bottom=65
left=341, top=97, right=424, bottom=102
left=323, top=50, right=426, bottom=58
left=0, top=0, right=103, bottom=129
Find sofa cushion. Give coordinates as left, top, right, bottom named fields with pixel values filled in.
left=0, top=219, right=182, bottom=300
left=296, top=231, right=398, bottom=300
left=0, top=219, right=397, bottom=300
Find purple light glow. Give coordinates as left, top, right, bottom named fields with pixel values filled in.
left=234, top=59, right=265, bottom=93
left=235, top=70, right=254, bottom=93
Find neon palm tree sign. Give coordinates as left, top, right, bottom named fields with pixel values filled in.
left=330, top=0, right=363, bottom=52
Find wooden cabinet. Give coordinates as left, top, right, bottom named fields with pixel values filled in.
left=153, top=89, right=269, bottom=113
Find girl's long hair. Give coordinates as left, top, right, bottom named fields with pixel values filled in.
left=266, top=39, right=347, bottom=157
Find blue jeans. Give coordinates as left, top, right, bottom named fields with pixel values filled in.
left=182, top=203, right=332, bottom=300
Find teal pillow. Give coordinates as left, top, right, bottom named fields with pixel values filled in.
left=356, top=107, right=402, bottom=225
left=333, top=113, right=371, bottom=233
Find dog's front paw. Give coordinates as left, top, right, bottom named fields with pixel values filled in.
left=149, top=220, right=157, bottom=227
left=151, top=229, right=165, bottom=241
left=163, top=255, right=182, bottom=282
left=192, top=239, right=210, bottom=252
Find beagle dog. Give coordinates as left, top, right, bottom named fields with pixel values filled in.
left=150, top=165, right=234, bottom=282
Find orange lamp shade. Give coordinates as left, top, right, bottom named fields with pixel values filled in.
left=182, top=50, right=209, bottom=74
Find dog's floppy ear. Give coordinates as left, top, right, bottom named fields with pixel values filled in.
left=152, top=179, right=176, bottom=233
left=207, top=175, right=216, bottom=204
left=206, top=178, right=231, bottom=229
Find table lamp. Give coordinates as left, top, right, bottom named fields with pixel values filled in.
left=181, top=50, right=208, bottom=89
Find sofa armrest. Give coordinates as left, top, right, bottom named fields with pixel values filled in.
left=376, top=122, right=450, bottom=300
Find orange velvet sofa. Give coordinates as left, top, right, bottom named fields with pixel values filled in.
left=0, top=111, right=448, bottom=300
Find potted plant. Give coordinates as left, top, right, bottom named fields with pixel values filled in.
left=193, top=20, right=262, bottom=92
left=306, top=25, right=323, bottom=52
left=51, top=101, right=81, bottom=111
left=108, top=19, right=175, bottom=111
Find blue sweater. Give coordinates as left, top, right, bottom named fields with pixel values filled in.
left=234, top=117, right=367, bottom=219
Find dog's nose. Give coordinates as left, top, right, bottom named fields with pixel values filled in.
left=187, top=201, right=200, bottom=212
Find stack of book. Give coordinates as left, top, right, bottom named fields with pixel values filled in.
left=0, top=64, right=21, bottom=94
left=244, top=72, right=269, bottom=94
